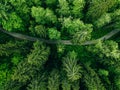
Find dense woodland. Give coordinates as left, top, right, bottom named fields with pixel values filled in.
left=0, top=0, right=120, bottom=90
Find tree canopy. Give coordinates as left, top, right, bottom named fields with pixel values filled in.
left=0, top=0, right=120, bottom=90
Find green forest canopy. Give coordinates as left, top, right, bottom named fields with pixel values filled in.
left=0, top=0, right=120, bottom=90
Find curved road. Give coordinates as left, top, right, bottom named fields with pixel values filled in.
left=0, top=27, right=120, bottom=46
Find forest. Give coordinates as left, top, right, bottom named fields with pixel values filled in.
left=0, top=0, right=120, bottom=90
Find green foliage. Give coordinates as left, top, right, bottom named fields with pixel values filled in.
left=0, top=1, right=11, bottom=23
left=110, top=9, right=120, bottom=19
left=9, top=0, right=26, bottom=6
left=0, top=0, right=120, bottom=90
left=88, top=41, right=120, bottom=60
left=115, top=21, right=120, bottom=29
left=8, top=0, right=30, bottom=26
left=72, top=0, right=85, bottom=18
left=48, top=28, right=61, bottom=40
left=62, top=51, right=82, bottom=82
left=62, top=17, right=93, bottom=40
left=27, top=73, right=47, bottom=90
left=57, top=44, right=65, bottom=54
left=28, top=0, right=42, bottom=6
left=27, top=41, right=50, bottom=67
left=31, top=6, right=57, bottom=24
left=114, top=75, right=120, bottom=90
left=88, top=40, right=120, bottom=89
left=45, top=0, right=57, bottom=8
left=29, top=24, right=47, bottom=38
left=86, top=0, right=116, bottom=22
left=61, top=78, right=71, bottom=90
left=94, top=13, right=111, bottom=28
left=58, top=0, right=70, bottom=16
left=2, top=12, right=24, bottom=31
left=82, top=65, right=106, bottom=90
left=0, top=41, right=26, bottom=56
left=98, top=69, right=109, bottom=76
left=11, top=54, right=23, bottom=66
left=62, top=18, right=84, bottom=35
left=110, top=9, right=120, bottom=29
left=5, top=41, right=50, bottom=89
left=72, top=25, right=92, bottom=44
left=47, top=70, right=60, bottom=90
left=71, top=81, right=80, bottom=90
left=0, top=63, right=11, bottom=89
left=34, top=25, right=46, bottom=38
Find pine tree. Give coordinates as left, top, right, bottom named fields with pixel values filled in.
left=88, top=40, right=120, bottom=65
left=82, top=65, right=106, bottom=90
left=110, top=9, right=120, bottom=29
left=31, top=6, right=57, bottom=24
left=27, top=72, right=47, bottom=90
left=62, top=17, right=93, bottom=43
left=61, top=78, right=71, bottom=90
left=62, top=51, right=82, bottom=82
left=86, top=0, right=116, bottom=22
left=71, top=81, right=80, bottom=90
left=34, top=25, right=47, bottom=38
left=48, top=28, right=61, bottom=40
left=2, top=12, right=24, bottom=31
left=94, top=13, right=111, bottom=28
left=72, top=0, right=85, bottom=18
left=72, top=24, right=92, bottom=44
left=47, top=70, right=60, bottom=90
left=88, top=40, right=120, bottom=89
left=57, top=0, right=70, bottom=16
left=5, top=41, right=50, bottom=89
left=0, top=41, right=27, bottom=56
left=9, top=0, right=30, bottom=21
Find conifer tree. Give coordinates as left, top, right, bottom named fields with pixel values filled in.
left=0, top=41, right=27, bottom=56
left=27, top=72, right=47, bottom=90
left=82, top=65, right=106, bottom=90
left=72, top=0, right=85, bottom=18
left=58, top=0, right=70, bottom=16
left=94, top=13, right=111, bottom=28
left=5, top=41, right=50, bottom=89
left=31, top=6, right=57, bottom=24
left=61, top=78, right=71, bottom=90
left=62, top=51, right=82, bottom=82
left=88, top=40, right=120, bottom=89
left=47, top=70, right=60, bottom=90
left=86, top=0, right=116, bottom=22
